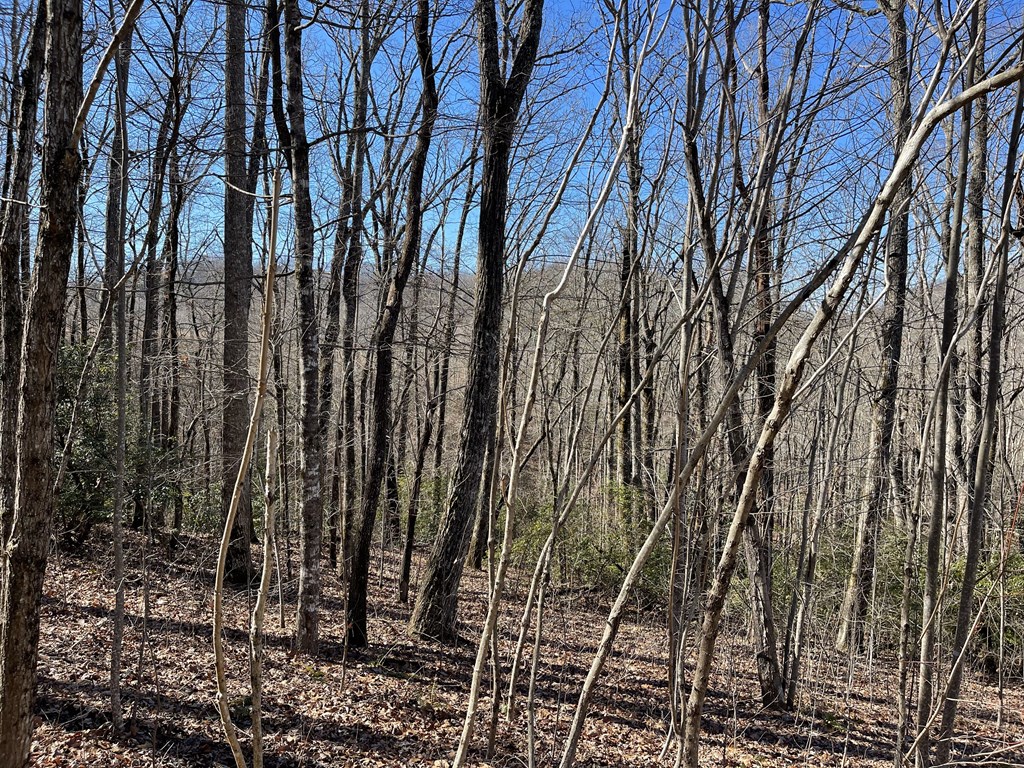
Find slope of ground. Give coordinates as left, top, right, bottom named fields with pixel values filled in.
left=29, top=530, right=1024, bottom=767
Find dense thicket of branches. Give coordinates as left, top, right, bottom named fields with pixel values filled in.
left=2, top=0, right=1024, bottom=766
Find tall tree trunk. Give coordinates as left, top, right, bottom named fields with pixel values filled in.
left=134, top=29, right=186, bottom=533
left=281, top=0, right=323, bottom=655
left=0, top=0, right=83, bottom=761
left=836, top=0, right=911, bottom=653
left=785, top=327, right=856, bottom=707
left=410, top=0, right=544, bottom=643
left=103, top=28, right=130, bottom=357
left=616, top=60, right=638, bottom=519
left=222, top=0, right=254, bottom=583
left=744, top=0, right=784, bottom=707
left=75, top=143, right=89, bottom=344
left=960, top=2, right=989, bottom=506
left=0, top=0, right=45, bottom=540
left=915, top=71, right=974, bottom=768
left=400, top=391, right=436, bottom=603
left=107, top=20, right=131, bottom=730
left=431, top=135, right=476, bottom=523
left=614, top=11, right=640, bottom=515
left=151, top=11, right=185, bottom=535
left=346, top=0, right=437, bottom=647
left=1, top=2, right=21, bottom=187
left=322, top=202, right=349, bottom=571
left=935, top=13, right=1019, bottom=762
left=163, top=149, right=184, bottom=534
left=339, top=0, right=370, bottom=578
left=469, top=427, right=496, bottom=570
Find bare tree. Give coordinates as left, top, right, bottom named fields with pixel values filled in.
left=0, top=0, right=84, bottom=761
left=222, top=0, right=254, bottom=583
left=836, top=0, right=912, bottom=653
left=346, top=0, right=438, bottom=649
left=934, top=16, right=1022, bottom=763
left=280, top=0, right=324, bottom=655
left=411, top=0, right=546, bottom=643
left=681, top=60, right=1024, bottom=768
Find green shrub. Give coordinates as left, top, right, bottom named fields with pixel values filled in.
left=54, top=344, right=119, bottom=551
left=948, top=551, right=1024, bottom=675
left=510, top=491, right=672, bottom=611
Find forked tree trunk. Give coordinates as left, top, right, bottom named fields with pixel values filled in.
left=410, top=0, right=545, bottom=643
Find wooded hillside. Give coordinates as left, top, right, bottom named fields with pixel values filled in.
left=1, top=0, right=1024, bottom=766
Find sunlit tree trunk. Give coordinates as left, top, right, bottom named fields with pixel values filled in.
left=281, top=0, right=324, bottom=654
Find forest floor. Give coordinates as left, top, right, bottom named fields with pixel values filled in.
left=30, top=529, right=1024, bottom=767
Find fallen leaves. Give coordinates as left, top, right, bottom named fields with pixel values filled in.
left=29, top=530, right=1024, bottom=767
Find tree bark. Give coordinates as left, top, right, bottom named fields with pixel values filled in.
left=163, top=147, right=184, bottom=535
left=935, top=16, right=1019, bottom=762
left=281, top=0, right=324, bottom=655
left=108, top=24, right=130, bottom=730
left=347, top=0, right=437, bottom=647
left=673, top=61, right=1024, bottom=768
left=915, top=70, right=974, bottom=768
left=836, top=0, right=912, bottom=653
left=222, top=0, right=254, bottom=584
left=0, top=0, right=45, bottom=543
left=0, top=0, right=83, bottom=761
left=410, top=0, right=545, bottom=643
left=338, top=0, right=370, bottom=579
left=399, top=399, right=436, bottom=603
left=744, top=0, right=784, bottom=706
left=616, top=25, right=639, bottom=517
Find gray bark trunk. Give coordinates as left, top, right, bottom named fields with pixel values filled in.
left=836, top=0, right=912, bottom=653
left=281, top=0, right=324, bottom=654
left=347, top=2, right=437, bottom=646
